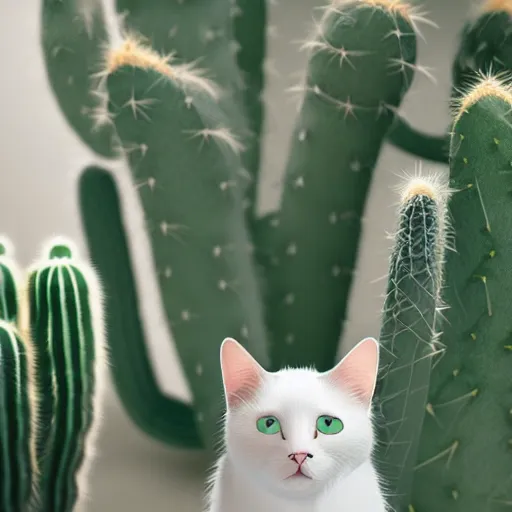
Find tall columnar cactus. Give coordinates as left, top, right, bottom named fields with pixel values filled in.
left=410, top=75, right=512, bottom=511
left=374, top=176, right=448, bottom=512
left=25, top=239, right=107, bottom=512
left=0, top=321, right=34, bottom=512
left=262, top=1, right=417, bottom=371
left=28, top=0, right=512, bottom=508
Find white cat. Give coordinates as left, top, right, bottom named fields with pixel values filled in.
left=204, top=337, right=387, bottom=512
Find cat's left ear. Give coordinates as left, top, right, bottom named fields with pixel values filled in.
left=323, top=337, right=379, bottom=409
left=220, top=338, right=265, bottom=408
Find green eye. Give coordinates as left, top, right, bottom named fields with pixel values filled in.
left=316, top=415, right=344, bottom=435
left=256, top=415, right=281, bottom=435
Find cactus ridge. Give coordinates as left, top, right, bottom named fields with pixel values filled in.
left=411, top=76, right=512, bottom=511
left=262, top=2, right=418, bottom=371
left=0, top=321, right=33, bottom=512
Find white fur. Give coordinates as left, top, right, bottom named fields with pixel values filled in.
left=204, top=339, right=387, bottom=512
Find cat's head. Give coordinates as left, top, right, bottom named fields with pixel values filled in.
left=219, top=337, right=379, bottom=500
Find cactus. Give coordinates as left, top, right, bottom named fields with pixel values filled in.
left=262, top=1, right=418, bottom=371
left=0, top=321, right=35, bottom=512
left=410, top=74, right=512, bottom=511
left=374, top=176, right=448, bottom=512
left=0, top=237, right=108, bottom=512
left=25, top=239, right=107, bottom=512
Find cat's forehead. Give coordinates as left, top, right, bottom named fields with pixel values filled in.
left=257, top=368, right=342, bottom=407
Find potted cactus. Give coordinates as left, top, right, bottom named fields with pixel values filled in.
left=1, top=0, right=510, bottom=510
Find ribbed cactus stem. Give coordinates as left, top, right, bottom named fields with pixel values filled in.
left=375, top=175, right=449, bottom=512
left=0, top=320, right=34, bottom=512
left=27, top=238, right=106, bottom=512
left=412, top=73, right=512, bottom=511
left=0, top=237, right=20, bottom=323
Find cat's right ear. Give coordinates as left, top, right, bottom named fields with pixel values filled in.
left=220, top=338, right=264, bottom=408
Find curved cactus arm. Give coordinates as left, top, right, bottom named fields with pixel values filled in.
left=233, top=0, right=268, bottom=223
left=79, top=166, right=203, bottom=449
left=411, top=74, right=512, bottom=511
left=102, top=38, right=269, bottom=451
left=41, top=0, right=116, bottom=158
left=386, top=116, right=449, bottom=163
left=25, top=239, right=108, bottom=512
left=0, top=237, right=21, bottom=323
left=0, top=321, right=35, bottom=512
left=263, top=0, right=419, bottom=372
left=374, top=176, right=449, bottom=512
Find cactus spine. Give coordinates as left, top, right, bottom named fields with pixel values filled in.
left=374, top=176, right=448, bottom=511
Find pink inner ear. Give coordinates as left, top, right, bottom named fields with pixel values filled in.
left=326, top=337, right=379, bottom=407
left=220, top=338, right=263, bottom=408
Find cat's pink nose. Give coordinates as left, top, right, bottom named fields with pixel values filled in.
left=288, top=452, right=312, bottom=466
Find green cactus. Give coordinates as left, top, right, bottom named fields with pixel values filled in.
left=0, top=321, right=34, bottom=512
left=263, top=2, right=417, bottom=371
left=102, top=39, right=269, bottom=451
left=0, top=238, right=20, bottom=323
left=411, top=75, right=512, bottom=511
left=26, top=240, right=106, bottom=512
left=374, top=177, right=448, bottom=512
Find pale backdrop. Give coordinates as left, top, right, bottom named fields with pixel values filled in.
left=1, top=0, right=469, bottom=509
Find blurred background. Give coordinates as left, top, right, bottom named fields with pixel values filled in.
left=1, top=0, right=470, bottom=509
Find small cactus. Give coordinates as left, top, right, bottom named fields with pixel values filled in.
left=26, top=238, right=107, bottom=512
left=411, top=74, right=512, bottom=511
left=374, top=176, right=449, bottom=511
left=0, top=237, right=20, bottom=323
left=0, top=321, right=35, bottom=512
